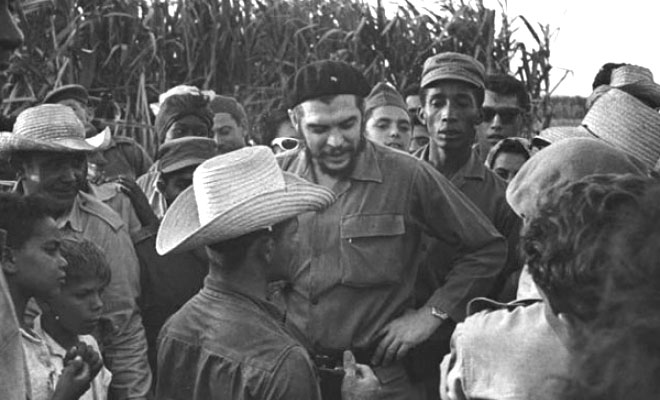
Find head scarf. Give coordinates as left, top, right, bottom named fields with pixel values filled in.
left=154, top=89, right=213, bottom=144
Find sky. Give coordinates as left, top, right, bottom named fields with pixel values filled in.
left=380, top=0, right=660, bottom=96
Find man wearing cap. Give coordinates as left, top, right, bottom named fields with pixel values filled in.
left=154, top=146, right=379, bottom=400
left=475, top=74, right=530, bottom=162
left=133, top=137, right=217, bottom=373
left=43, top=84, right=153, bottom=182
left=278, top=60, right=506, bottom=399
left=364, top=82, right=412, bottom=152
left=0, top=104, right=152, bottom=399
left=138, top=87, right=215, bottom=219
left=208, top=93, right=250, bottom=154
left=414, top=52, right=521, bottom=302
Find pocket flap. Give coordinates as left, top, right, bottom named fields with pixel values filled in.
left=340, top=214, right=405, bottom=239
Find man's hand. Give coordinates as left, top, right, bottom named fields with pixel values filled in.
left=341, top=350, right=380, bottom=400
left=115, top=176, right=159, bottom=226
left=371, top=307, right=444, bottom=366
left=52, top=356, right=93, bottom=400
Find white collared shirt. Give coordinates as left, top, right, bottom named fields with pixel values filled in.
left=21, top=315, right=112, bottom=400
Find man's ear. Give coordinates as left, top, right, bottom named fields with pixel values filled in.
left=417, top=107, right=427, bottom=126
left=2, top=246, right=18, bottom=275
left=260, top=235, right=276, bottom=265
left=288, top=109, right=298, bottom=130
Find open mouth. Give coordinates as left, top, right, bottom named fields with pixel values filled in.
left=386, top=142, right=404, bottom=150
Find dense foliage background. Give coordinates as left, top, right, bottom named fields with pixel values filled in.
left=5, top=0, right=573, bottom=155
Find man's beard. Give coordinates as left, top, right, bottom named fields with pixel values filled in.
left=306, top=135, right=365, bottom=178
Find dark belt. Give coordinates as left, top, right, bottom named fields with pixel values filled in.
left=312, top=346, right=375, bottom=370
left=312, top=348, right=375, bottom=400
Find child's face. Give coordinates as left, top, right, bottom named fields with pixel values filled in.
left=49, top=277, right=105, bottom=335
left=11, top=217, right=67, bottom=299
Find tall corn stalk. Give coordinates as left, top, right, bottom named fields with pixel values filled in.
left=4, top=0, right=557, bottom=150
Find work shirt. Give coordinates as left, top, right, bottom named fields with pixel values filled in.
left=136, top=164, right=167, bottom=219
left=134, top=224, right=208, bottom=372
left=89, top=181, right=142, bottom=237
left=56, top=192, right=152, bottom=399
left=21, top=315, right=112, bottom=400
left=277, top=142, right=506, bottom=352
left=440, top=299, right=570, bottom=400
left=413, top=145, right=522, bottom=300
left=99, top=136, right=153, bottom=181
left=156, top=277, right=322, bottom=400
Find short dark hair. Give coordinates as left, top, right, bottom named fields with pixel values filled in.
left=419, top=80, right=485, bottom=109
left=0, top=193, right=51, bottom=250
left=206, top=229, right=271, bottom=271
left=485, top=74, right=530, bottom=111
left=522, top=174, right=652, bottom=322
left=256, top=108, right=291, bottom=146
left=403, top=84, right=420, bottom=99
left=592, top=62, right=628, bottom=90
left=487, top=138, right=531, bottom=169
left=60, top=238, right=111, bottom=287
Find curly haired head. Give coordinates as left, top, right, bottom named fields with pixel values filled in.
left=555, top=175, right=660, bottom=400
left=522, top=174, right=656, bottom=322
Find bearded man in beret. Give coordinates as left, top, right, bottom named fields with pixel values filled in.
left=277, top=60, right=506, bottom=400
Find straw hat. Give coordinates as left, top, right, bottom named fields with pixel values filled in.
left=531, top=126, right=594, bottom=148
left=583, top=88, right=660, bottom=169
left=0, top=104, right=110, bottom=154
left=156, top=146, right=335, bottom=255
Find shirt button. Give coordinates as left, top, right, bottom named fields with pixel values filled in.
left=311, top=297, right=319, bottom=305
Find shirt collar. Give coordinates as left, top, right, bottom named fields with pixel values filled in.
left=416, top=144, right=486, bottom=181
left=454, top=147, right=487, bottom=181
left=348, top=141, right=383, bottom=183
left=203, top=275, right=285, bottom=322
left=55, top=193, right=85, bottom=233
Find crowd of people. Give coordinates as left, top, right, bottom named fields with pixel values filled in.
left=2, top=1, right=660, bottom=399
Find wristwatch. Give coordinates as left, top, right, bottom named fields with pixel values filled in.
left=430, top=306, right=449, bottom=321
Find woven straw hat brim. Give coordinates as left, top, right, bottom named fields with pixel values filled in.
left=0, top=127, right=111, bottom=154
left=536, top=126, right=594, bottom=145
left=156, top=171, right=335, bottom=255
left=584, top=89, right=660, bottom=169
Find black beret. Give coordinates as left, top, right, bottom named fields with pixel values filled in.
left=43, top=84, right=89, bottom=105
left=284, top=60, right=371, bottom=109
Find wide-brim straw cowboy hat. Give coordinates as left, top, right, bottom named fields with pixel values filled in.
left=0, top=104, right=111, bottom=154
left=156, top=146, right=336, bottom=255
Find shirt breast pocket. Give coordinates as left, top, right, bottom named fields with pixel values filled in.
left=340, top=214, right=406, bottom=287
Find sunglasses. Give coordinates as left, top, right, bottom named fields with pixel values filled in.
left=271, top=137, right=301, bottom=152
left=483, top=107, right=522, bottom=124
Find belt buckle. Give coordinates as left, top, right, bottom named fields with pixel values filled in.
left=313, top=354, right=335, bottom=369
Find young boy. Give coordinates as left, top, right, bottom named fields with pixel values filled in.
left=34, top=239, right=113, bottom=400
left=0, top=193, right=102, bottom=400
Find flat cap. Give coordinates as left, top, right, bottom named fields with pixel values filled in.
left=43, top=84, right=89, bottom=105
left=365, top=82, right=407, bottom=115
left=157, top=137, right=218, bottom=174
left=284, top=60, right=371, bottom=109
left=421, top=52, right=485, bottom=90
